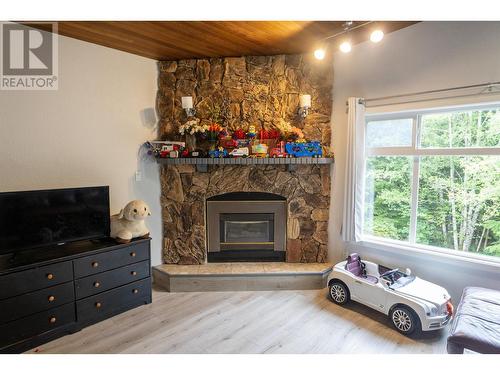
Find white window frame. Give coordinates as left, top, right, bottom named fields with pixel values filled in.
left=363, top=102, right=500, bottom=264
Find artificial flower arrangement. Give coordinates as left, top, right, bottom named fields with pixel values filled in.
left=207, top=123, right=223, bottom=141
left=275, top=119, right=305, bottom=141
left=178, top=118, right=209, bottom=136
left=263, top=129, right=281, bottom=140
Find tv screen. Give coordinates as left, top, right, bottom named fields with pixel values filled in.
left=0, top=186, right=110, bottom=254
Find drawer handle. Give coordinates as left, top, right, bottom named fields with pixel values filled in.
left=94, top=281, right=100, bottom=288
left=130, top=252, right=136, bottom=257
left=133, top=289, right=139, bottom=294
left=49, top=316, right=57, bottom=324
left=95, top=302, right=102, bottom=308
left=46, top=273, right=54, bottom=280
left=92, top=261, right=99, bottom=268
left=131, top=271, right=137, bottom=276
left=48, top=295, right=55, bottom=302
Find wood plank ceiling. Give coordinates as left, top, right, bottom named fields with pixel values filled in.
left=26, top=21, right=418, bottom=61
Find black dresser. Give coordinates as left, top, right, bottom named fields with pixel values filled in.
left=0, top=238, right=152, bottom=353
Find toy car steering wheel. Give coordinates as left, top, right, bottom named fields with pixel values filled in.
left=380, top=268, right=399, bottom=283
left=380, top=268, right=398, bottom=277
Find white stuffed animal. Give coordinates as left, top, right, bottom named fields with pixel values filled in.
left=110, top=200, right=151, bottom=243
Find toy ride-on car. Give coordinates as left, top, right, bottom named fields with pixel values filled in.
left=327, top=253, right=453, bottom=336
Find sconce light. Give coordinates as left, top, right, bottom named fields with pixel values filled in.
left=181, top=96, right=196, bottom=117
left=298, top=94, right=311, bottom=118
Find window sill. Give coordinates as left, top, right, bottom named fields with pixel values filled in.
left=354, top=236, right=500, bottom=272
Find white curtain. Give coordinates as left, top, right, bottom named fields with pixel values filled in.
left=342, top=97, right=366, bottom=242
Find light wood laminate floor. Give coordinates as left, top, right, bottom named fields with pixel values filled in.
left=29, top=287, right=448, bottom=354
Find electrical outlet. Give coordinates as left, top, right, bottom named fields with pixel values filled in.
left=135, top=171, right=142, bottom=182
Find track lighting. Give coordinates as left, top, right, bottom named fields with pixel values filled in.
left=370, top=29, right=384, bottom=43
left=339, top=41, right=352, bottom=53
left=314, top=48, right=326, bottom=60
left=312, top=22, right=386, bottom=58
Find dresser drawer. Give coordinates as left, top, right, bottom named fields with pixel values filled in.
left=76, top=277, right=151, bottom=325
left=0, top=303, right=75, bottom=348
left=0, top=261, right=73, bottom=300
left=75, top=260, right=150, bottom=299
left=73, top=241, right=149, bottom=278
left=0, top=281, right=74, bottom=324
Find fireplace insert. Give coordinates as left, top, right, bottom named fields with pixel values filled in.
left=206, top=192, right=286, bottom=262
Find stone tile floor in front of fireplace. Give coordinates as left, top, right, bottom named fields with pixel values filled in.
left=29, top=286, right=448, bottom=354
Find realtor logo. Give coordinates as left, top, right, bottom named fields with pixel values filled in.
left=1, top=22, right=58, bottom=90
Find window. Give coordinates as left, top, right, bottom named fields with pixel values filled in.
left=364, top=104, right=500, bottom=259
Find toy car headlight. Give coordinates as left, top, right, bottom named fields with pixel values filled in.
left=429, top=306, right=438, bottom=316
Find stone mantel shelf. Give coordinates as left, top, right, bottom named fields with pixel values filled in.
left=156, top=157, right=334, bottom=172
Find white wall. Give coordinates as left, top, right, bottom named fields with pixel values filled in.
left=330, top=21, right=500, bottom=301
left=0, top=31, right=163, bottom=266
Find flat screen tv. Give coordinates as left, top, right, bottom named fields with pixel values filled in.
left=0, top=186, right=110, bottom=254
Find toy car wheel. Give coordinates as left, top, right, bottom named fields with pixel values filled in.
left=390, top=306, right=421, bottom=336
left=329, top=281, right=350, bottom=305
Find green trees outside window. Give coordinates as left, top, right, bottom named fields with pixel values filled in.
left=364, top=107, right=500, bottom=258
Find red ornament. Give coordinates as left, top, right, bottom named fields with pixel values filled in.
left=233, top=128, right=246, bottom=139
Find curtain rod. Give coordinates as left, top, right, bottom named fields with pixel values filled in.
left=361, top=81, right=500, bottom=105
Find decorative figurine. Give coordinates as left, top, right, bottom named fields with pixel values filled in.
left=247, top=125, right=257, bottom=139
left=110, top=200, right=151, bottom=244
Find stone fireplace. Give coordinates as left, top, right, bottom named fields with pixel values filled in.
left=161, top=164, right=330, bottom=264
left=206, top=192, right=286, bottom=262
left=157, top=52, right=333, bottom=265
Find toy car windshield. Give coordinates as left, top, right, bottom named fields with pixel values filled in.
left=380, top=269, right=415, bottom=288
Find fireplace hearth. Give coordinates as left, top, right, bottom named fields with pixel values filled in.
left=206, top=192, right=286, bottom=262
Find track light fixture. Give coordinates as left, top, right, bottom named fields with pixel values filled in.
left=313, top=48, right=326, bottom=60
left=312, top=22, right=385, bottom=59
left=339, top=41, right=352, bottom=53
left=370, top=29, right=384, bottom=43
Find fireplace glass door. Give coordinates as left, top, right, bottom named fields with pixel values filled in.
left=220, top=213, right=274, bottom=250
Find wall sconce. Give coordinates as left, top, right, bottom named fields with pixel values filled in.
left=181, top=96, right=196, bottom=117
left=298, top=94, right=311, bottom=118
